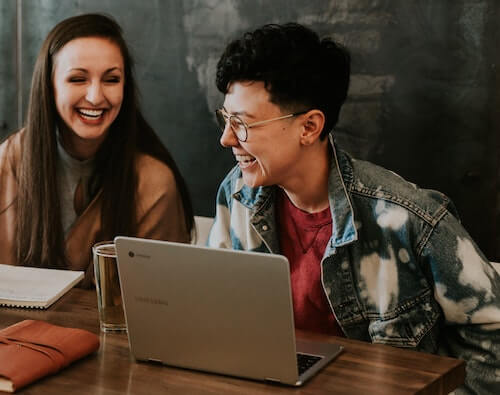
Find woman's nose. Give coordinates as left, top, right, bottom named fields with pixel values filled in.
left=85, top=82, right=104, bottom=105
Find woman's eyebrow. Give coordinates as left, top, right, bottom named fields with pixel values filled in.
left=67, top=67, right=88, bottom=72
left=104, top=67, right=123, bottom=73
left=66, top=67, right=123, bottom=73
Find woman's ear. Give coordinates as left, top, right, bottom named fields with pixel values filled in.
left=299, top=110, right=325, bottom=145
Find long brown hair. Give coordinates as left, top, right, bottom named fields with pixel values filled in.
left=16, top=13, right=194, bottom=268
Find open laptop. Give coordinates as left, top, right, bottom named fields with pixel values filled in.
left=114, top=236, right=343, bottom=386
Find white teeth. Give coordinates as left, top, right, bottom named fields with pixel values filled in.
left=235, top=154, right=255, bottom=163
left=78, top=108, right=104, bottom=118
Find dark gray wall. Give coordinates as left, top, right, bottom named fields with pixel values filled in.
left=0, top=0, right=16, bottom=136
left=1, top=0, right=498, bottom=260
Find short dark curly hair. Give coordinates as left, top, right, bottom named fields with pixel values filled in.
left=216, top=23, right=350, bottom=139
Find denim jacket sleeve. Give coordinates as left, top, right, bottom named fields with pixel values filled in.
left=419, top=210, right=500, bottom=395
left=207, top=169, right=234, bottom=249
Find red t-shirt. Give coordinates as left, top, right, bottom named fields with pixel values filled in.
left=277, top=189, right=344, bottom=336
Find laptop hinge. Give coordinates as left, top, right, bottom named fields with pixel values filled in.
left=264, top=377, right=281, bottom=384
left=147, top=358, right=163, bottom=364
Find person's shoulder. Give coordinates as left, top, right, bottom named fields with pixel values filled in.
left=0, top=130, right=24, bottom=176
left=0, top=129, right=23, bottom=146
left=0, top=130, right=24, bottom=213
left=338, top=149, right=453, bottom=224
left=134, top=152, right=176, bottom=194
left=0, top=130, right=23, bottom=161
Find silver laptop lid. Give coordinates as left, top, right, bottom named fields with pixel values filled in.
left=115, top=237, right=300, bottom=384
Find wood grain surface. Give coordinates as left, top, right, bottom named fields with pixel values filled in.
left=0, top=289, right=465, bottom=394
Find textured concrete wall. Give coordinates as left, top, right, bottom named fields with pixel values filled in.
left=0, top=0, right=16, bottom=136
left=0, top=0, right=498, bottom=259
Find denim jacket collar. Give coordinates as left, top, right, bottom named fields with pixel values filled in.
left=232, top=135, right=358, bottom=251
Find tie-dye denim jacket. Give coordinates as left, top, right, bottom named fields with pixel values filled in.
left=208, top=139, right=500, bottom=394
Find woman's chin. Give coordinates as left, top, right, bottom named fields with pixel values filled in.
left=71, top=126, right=110, bottom=142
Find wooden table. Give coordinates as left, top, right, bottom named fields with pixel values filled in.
left=0, top=289, right=465, bottom=394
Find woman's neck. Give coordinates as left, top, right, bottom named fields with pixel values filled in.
left=57, top=124, right=107, bottom=160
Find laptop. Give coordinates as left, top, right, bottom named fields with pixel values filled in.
left=114, top=236, right=343, bottom=386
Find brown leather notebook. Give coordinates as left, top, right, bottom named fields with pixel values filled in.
left=0, top=320, right=100, bottom=392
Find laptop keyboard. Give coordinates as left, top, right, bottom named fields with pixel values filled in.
left=297, top=353, right=322, bottom=375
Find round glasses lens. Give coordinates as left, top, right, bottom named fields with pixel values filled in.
left=230, top=116, right=246, bottom=141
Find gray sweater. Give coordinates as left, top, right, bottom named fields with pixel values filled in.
left=57, top=139, right=95, bottom=235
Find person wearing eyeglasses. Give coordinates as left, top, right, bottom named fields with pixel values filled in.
left=208, top=23, right=499, bottom=395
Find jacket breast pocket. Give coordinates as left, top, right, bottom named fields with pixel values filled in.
left=368, top=290, right=441, bottom=350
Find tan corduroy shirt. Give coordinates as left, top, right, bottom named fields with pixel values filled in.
left=0, top=131, right=190, bottom=288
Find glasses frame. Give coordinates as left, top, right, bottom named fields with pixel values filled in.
left=215, top=107, right=310, bottom=142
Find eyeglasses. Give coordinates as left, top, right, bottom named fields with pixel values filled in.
left=215, top=107, right=309, bottom=142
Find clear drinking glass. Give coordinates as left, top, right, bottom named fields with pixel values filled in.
left=92, top=241, right=126, bottom=332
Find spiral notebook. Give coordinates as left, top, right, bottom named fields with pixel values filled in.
left=0, top=264, right=84, bottom=309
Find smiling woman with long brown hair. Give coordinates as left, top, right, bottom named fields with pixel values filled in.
left=0, top=13, right=194, bottom=287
